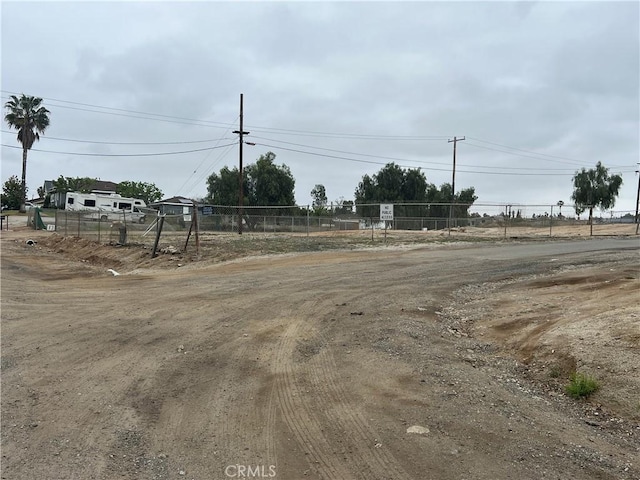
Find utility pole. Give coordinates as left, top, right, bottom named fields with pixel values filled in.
left=635, top=163, right=639, bottom=235
left=233, top=94, right=249, bottom=235
left=447, top=136, right=465, bottom=235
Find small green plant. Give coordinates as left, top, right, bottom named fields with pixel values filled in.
left=548, top=365, right=562, bottom=378
left=565, top=372, right=600, bottom=399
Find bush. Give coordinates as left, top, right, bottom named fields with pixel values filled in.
left=565, top=372, right=600, bottom=399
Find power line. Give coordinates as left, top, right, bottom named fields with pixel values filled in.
left=251, top=141, right=587, bottom=176
left=1, top=143, right=237, bottom=157
left=1, top=91, right=452, bottom=140
left=465, top=136, right=629, bottom=168
left=251, top=136, right=589, bottom=172
left=466, top=136, right=591, bottom=164
left=247, top=126, right=449, bottom=140
left=465, top=141, right=633, bottom=170
left=38, top=103, right=232, bottom=129
left=1, top=90, right=237, bottom=129
left=182, top=144, right=236, bottom=197
left=1, top=129, right=233, bottom=146
left=3, top=90, right=635, bottom=170
left=178, top=115, right=240, bottom=195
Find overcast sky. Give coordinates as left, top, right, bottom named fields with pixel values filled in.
left=2, top=0, right=638, bottom=216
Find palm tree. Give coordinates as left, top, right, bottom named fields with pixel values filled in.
left=4, top=94, right=50, bottom=212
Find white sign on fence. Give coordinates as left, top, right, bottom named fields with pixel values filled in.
left=380, top=204, right=394, bottom=221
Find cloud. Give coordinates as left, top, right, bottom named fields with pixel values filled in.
left=1, top=1, right=638, bottom=212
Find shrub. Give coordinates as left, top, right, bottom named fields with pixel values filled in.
left=565, top=372, right=600, bottom=399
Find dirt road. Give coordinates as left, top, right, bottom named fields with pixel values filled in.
left=1, top=231, right=639, bottom=480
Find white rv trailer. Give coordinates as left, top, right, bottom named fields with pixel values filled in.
left=65, top=192, right=148, bottom=223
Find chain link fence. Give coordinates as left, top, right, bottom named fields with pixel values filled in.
left=33, top=202, right=638, bottom=251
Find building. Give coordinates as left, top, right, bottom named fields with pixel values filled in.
left=149, top=196, right=195, bottom=216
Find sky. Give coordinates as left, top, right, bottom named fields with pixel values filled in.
left=1, top=0, right=639, bottom=217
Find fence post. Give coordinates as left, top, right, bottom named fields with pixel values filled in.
left=549, top=205, right=553, bottom=237
left=152, top=215, right=166, bottom=258
left=504, top=206, right=507, bottom=238
left=307, top=206, right=310, bottom=237
left=77, top=212, right=80, bottom=238
left=194, top=202, right=200, bottom=255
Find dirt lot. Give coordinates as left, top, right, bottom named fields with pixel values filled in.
left=1, top=226, right=639, bottom=480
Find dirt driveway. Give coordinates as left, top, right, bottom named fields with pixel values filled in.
left=1, top=230, right=639, bottom=480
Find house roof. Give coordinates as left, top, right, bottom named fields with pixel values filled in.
left=44, top=179, right=119, bottom=193
left=152, top=196, right=195, bottom=205
left=90, top=180, right=118, bottom=192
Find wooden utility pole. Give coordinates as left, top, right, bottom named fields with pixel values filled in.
left=233, top=94, right=249, bottom=235
left=635, top=164, right=639, bottom=235
left=448, top=136, right=465, bottom=235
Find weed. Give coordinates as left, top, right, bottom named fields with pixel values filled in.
left=548, top=365, right=562, bottom=378
left=565, top=372, right=600, bottom=399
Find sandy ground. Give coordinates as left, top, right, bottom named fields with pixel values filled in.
left=1, top=226, right=639, bottom=480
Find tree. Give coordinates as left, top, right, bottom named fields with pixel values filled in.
left=311, top=184, right=328, bottom=214
left=333, top=197, right=354, bottom=215
left=353, top=163, right=479, bottom=227
left=4, top=94, right=51, bottom=212
left=354, top=163, right=429, bottom=218
left=571, top=162, right=623, bottom=224
left=244, top=152, right=295, bottom=207
left=206, top=165, right=241, bottom=205
left=425, top=182, right=477, bottom=219
left=1, top=175, right=24, bottom=210
left=205, top=152, right=296, bottom=229
left=52, top=176, right=99, bottom=194
left=206, top=152, right=295, bottom=208
left=116, top=181, right=163, bottom=205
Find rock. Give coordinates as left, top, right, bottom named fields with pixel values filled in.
left=406, top=425, right=430, bottom=435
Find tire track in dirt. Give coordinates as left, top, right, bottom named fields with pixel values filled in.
left=272, top=318, right=351, bottom=479
left=307, top=336, right=413, bottom=479
left=269, top=292, right=413, bottom=479
left=147, top=285, right=289, bottom=477
left=152, top=320, right=258, bottom=474
left=264, top=378, right=278, bottom=470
